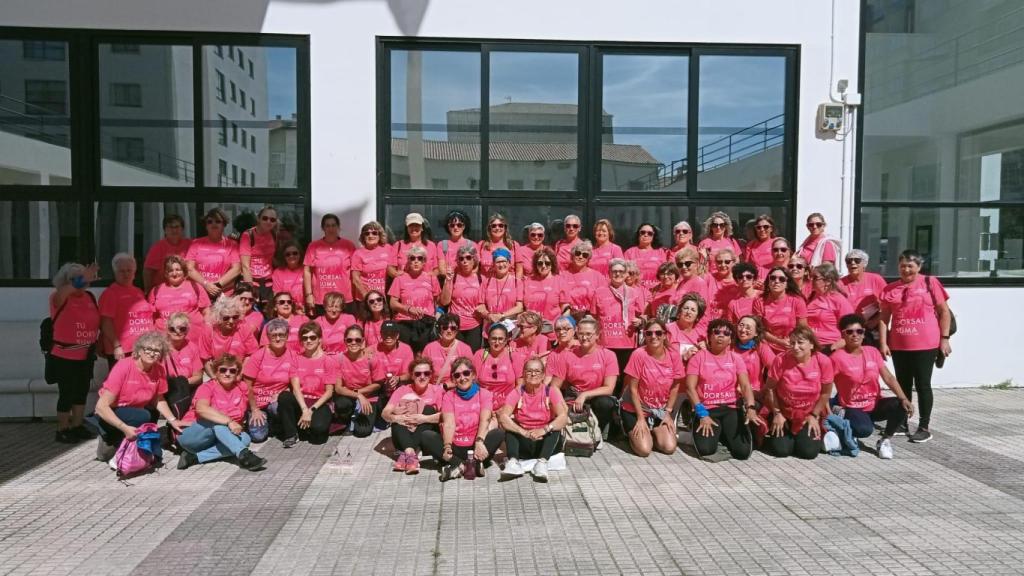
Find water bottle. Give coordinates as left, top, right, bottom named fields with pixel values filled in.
left=340, top=449, right=354, bottom=472
left=463, top=454, right=476, bottom=480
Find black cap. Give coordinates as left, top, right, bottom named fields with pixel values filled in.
left=381, top=320, right=400, bottom=333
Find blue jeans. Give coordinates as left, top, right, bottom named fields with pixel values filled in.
left=247, top=402, right=279, bottom=443
left=84, top=407, right=154, bottom=446
left=179, top=420, right=252, bottom=463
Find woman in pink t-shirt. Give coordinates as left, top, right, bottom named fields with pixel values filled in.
left=590, top=219, right=625, bottom=276
left=547, top=316, right=619, bottom=434
left=422, top=314, right=473, bottom=389
left=315, top=292, right=359, bottom=355
left=592, top=258, right=643, bottom=368
left=787, top=255, right=813, bottom=300
left=476, top=247, right=523, bottom=338
left=622, top=319, right=685, bottom=457
left=333, top=325, right=386, bottom=436
left=554, top=214, right=584, bottom=271
left=647, top=261, right=680, bottom=319
left=199, top=296, right=259, bottom=377
left=522, top=247, right=569, bottom=337
left=832, top=314, right=913, bottom=459
left=623, top=261, right=651, bottom=315
left=421, top=357, right=506, bottom=481
left=303, top=213, right=356, bottom=315
left=878, top=249, right=952, bottom=444
left=797, top=212, right=839, bottom=267
left=666, top=220, right=695, bottom=261
left=144, top=213, right=192, bottom=292
left=271, top=240, right=307, bottom=315
left=732, top=315, right=776, bottom=402
left=671, top=247, right=709, bottom=322
left=239, top=206, right=280, bottom=306
left=516, top=222, right=547, bottom=279
left=727, top=262, right=760, bottom=323
left=277, top=322, right=336, bottom=447
left=87, top=331, right=182, bottom=452
left=685, top=319, right=763, bottom=460
left=163, top=312, right=205, bottom=419
left=382, top=356, right=444, bottom=475
left=497, top=357, right=568, bottom=481
left=358, top=289, right=390, bottom=349
left=186, top=207, right=241, bottom=301
left=243, top=318, right=298, bottom=443
left=477, top=213, right=520, bottom=278
left=806, top=262, right=855, bottom=352
left=698, top=211, right=743, bottom=264
left=704, top=248, right=740, bottom=323
left=561, top=240, right=606, bottom=317
left=767, top=237, right=794, bottom=281
left=388, top=244, right=441, bottom=352
left=742, top=214, right=777, bottom=280
left=437, top=210, right=474, bottom=277
left=510, top=311, right=549, bottom=362
left=440, top=245, right=484, bottom=351
left=763, top=326, right=834, bottom=459
left=840, top=248, right=887, bottom=341
left=231, top=282, right=264, bottom=337
left=149, top=255, right=211, bottom=331
left=388, top=212, right=439, bottom=279
left=667, top=292, right=706, bottom=364
left=753, top=267, right=809, bottom=353
left=350, top=221, right=390, bottom=302
left=264, top=292, right=309, bottom=353
left=473, top=324, right=525, bottom=411
left=177, top=353, right=266, bottom=471
left=624, top=223, right=667, bottom=292
left=99, top=253, right=153, bottom=362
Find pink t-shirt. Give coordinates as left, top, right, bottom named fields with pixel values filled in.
left=727, top=294, right=757, bottom=323
left=880, top=276, right=949, bottom=351
left=441, top=387, right=494, bottom=447
left=831, top=346, right=884, bottom=411
left=667, top=323, right=704, bottom=358
left=548, top=346, right=618, bottom=396
left=647, top=286, right=677, bottom=317
left=148, top=281, right=211, bottom=331
left=387, top=272, right=440, bottom=321
left=798, top=235, right=838, bottom=265
left=144, top=237, right=193, bottom=285
left=476, top=240, right=520, bottom=278
left=390, top=240, right=439, bottom=273
left=592, top=284, right=643, bottom=349
left=704, top=275, right=738, bottom=322
left=374, top=342, right=415, bottom=382
left=473, top=348, right=526, bottom=410
left=98, top=283, right=154, bottom=355
left=239, top=229, right=277, bottom=280
left=185, top=236, right=239, bottom=285
left=841, top=272, right=888, bottom=320
left=436, top=237, right=473, bottom=274
left=561, top=267, right=607, bottom=312
left=304, top=237, right=356, bottom=302
left=166, top=340, right=204, bottom=378
left=337, top=352, right=387, bottom=393
left=101, top=358, right=167, bottom=408
left=259, top=314, right=309, bottom=353
left=386, top=383, right=445, bottom=413
left=753, top=294, right=809, bottom=353
left=242, top=347, right=297, bottom=408
left=590, top=242, right=624, bottom=276
left=351, top=245, right=391, bottom=298
left=447, top=273, right=483, bottom=331
left=523, top=274, right=566, bottom=323
left=315, top=314, right=359, bottom=355
left=554, top=237, right=582, bottom=271
left=271, top=267, right=305, bottom=310
left=768, top=352, right=834, bottom=431
left=48, top=291, right=99, bottom=362
left=686, top=349, right=747, bottom=408
left=806, top=292, right=855, bottom=346
left=422, top=339, right=473, bottom=386
left=505, top=385, right=564, bottom=429
left=510, top=336, right=548, bottom=360
left=734, top=342, right=776, bottom=391
left=480, top=274, right=522, bottom=332
left=516, top=244, right=542, bottom=277
left=743, top=238, right=775, bottom=279
left=363, top=318, right=384, bottom=349
left=242, top=310, right=264, bottom=337
left=624, top=246, right=667, bottom=291
left=291, top=353, right=339, bottom=401
left=622, top=346, right=685, bottom=415
left=698, top=237, right=742, bottom=260
left=183, top=379, right=248, bottom=423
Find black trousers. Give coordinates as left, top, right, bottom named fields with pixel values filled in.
left=333, top=395, right=381, bottom=433
left=845, top=397, right=907, bottom=438
left=457, top=327, right=483, bottom=352
left=49, top=355, right=94, bottom=412
left=505, top=430, right=563, bottom=460
left=420, top=428, right=505, bottom=466
left=692, top=405, right=752, bottom=460
left=277, top=391, right=332, bottom=444
left=564, top=394, right=617, bottom=436
left=397, top=318, right=435, bottom=353
left=891, top=349, right=937, bottom=429
left=390, top=406, right=439, bottom=451
left=764, top=424, right=821, bottom=460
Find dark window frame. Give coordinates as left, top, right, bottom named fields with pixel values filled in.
left=376, top=37, right=799, bottom=244
left=0, top=26, right=311, bottom=286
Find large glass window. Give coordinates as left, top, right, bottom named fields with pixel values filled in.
left=860, top=0, right=1024, bottom=282
left=0, top=201, right=80, bottom=280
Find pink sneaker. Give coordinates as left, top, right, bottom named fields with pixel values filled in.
left=405, top=453, right=420, bottom=475
left=392, top=452, right=408, bottom=472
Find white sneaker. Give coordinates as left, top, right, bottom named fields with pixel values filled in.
left=502, top=458, right=524, bottom=477
left=532, top=459, right=549, bottom=482
left=107, top=456, right=118, bottom=471
left=876, top=438, right=894, bottom=460
left=822, top=430, right=841, bottom=453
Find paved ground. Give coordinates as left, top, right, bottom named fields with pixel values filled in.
left=2, top=388, right=1024, bottom=576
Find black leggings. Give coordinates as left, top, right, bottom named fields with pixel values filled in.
left=333, top=394, right=381, bottom=427
left=505, top=430, right=563, bottom=460
left=277, top=392, right=332, bottom=444
left=844, top=397, right=907, bottom=438
left=421, top=428, right=505, bottom=466
left=764, top=424, right=821, bottom=460
left=397, top=318, right=434, bottom=353
left=457, top=327, right=483, bottom=352
left=390, top=406, right=439, bottom=451
left=612, top=348, right=632, bottom=396
left=692, top=405, right=752, bottom=460
left=50, top=356, right=94, bottom=412
left=891, top=349, right=937, bottom=429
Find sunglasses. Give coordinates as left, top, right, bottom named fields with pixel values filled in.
left=300, top=334, right=319, bottom=342
left=611, top=269, right=627, bottom=275
left=168, top=326, right=188, bottom=334
left=217, top=367, right=239, bottom=375
left=755, top=224, right=773, bottom=230
left=440, top=325, right=458, bottom=332
left=843, top=328, right=865, bottom=335
left=573, top=252, right=591, bottom=258
left=715, top=260, right=733, bottom=265
left=678, top=261, right=695, bottom=268
left=458, top=255, right=474, bottom=262
left=768, top=275, right=788, bottom=283
left=846, top=258, right=862, bottom=264
left=285, top=251, right=300, bottom=257
left=363, top=230, right=380, bottom=237
left=489, top=223, right=506, bottom=229
left=261, top=216, right=277, bottom=223
left=345, top=337, right=364, bottom=344
left=710, top=222, right=726, bottom=229
left=276, top=299, right=293, bottom=305
left=772, top=247, right=790, bottom=253
left=448, top=221, right=465, bottom=228
left=367, top=297, right=384, bottom=304
left=413, top=370, right=432, bottom=378
left=739, top=272, right=755, bottom=280
left=140, top=346, right=162, bottom=356
left=787, top=264, right=805, bottom=270
left=221, top=315, right=240, bottom=322
left=643, top=330, right=665, bottom=337
left=452, top=369, right=473, bottom=379
left=807, top=222, right=825, bottom=229
left=565, top=223, right=581, bottom=229
left=407, top=255, right=425, bottom=262
left=529, top=232, right=545, bottom=239
left=674, top=229, right=691, bottom=235
left=536, top=260, right=552, bottom=267
left=638, top=230, right=655, bottom=237
left=712, top=329, right=733, bottom=337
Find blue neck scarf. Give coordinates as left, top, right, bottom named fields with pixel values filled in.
left=456, top=381, right=480, bottom=400
left=737, top=339, right=757, bottom=351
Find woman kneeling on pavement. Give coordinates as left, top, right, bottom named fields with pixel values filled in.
left=498, top=357, right=568, bottom=482
left=382, top=356, right=444, bottom=475
left=421, top=357, right=505, bottom=481
left=243, top=318, right=298, bottom=442
left=621, top=319, right=685, bottom=457
left=831, top=314, right=914, bottom=459
left=762, top=326, right=834, bottom=459
left=177, top=353, right=266, bottom=471
left=684, top=319, right=764, bottom=460
left=547, top=316, right=619, bottom=437
left=278, top=322, right=336, bottom=447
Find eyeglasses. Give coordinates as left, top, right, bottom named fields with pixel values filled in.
left=458, top=255, right=474, bottom=262
left=678, top=260, right=695, bottom=268
left=440, top=325, right=458, bottom=332
left=643, top=330, right=665, bottom=337
left=564, top=223, right=580, bottom=229
left=555, top=325, right=573, bottom=332
left=529, top=232, right=545, bottom=239
left=489, top=223, right=506, bottom=229
left=610, top=269, right=627, bottom=275
left=710, top=222, right=726, bottom=229
left=413, top=370, right=433, bottom=378
left=577, top=332, right=596, bottom=339
left=755, top=224, right=773, bottom=230
left=168, top=326, right=188, bottom=334
left=843, top=328, right=865, bottom=335
left=536, top=260, right=552, bottom=268
left=407, top=255, right=425, bottom=262
left=452, top=369, right=473, bottom=379
left=448, top=221, right=465, bottom=228
left=261, top=216, right=278, bottom=223
left=217, top=367, right=239, bottom=375
left=712, top=329, right=733, bottom=337
left=276, top=299, right=293, bottom=305
left=772, top=247, right=790, bottom=253
left=768, top=275, right=788, bottom=283
left=810, top=275, right=824, bottom=282
left=367, top=297, right=384, bottom=305
left=846, top=258, right=862, bottom=264
left=715, top=259, right=733, bottom=265
left=221, top=315, right=240, bottom=322
left=673, top=229, right=691, bottom=235
left=268, top=333, right=288, bottom=340
left=285, top=251, right=300, bottom=257
left=363, top=230, right=380, bottom=237
left=573, top=252, right=591, bottom=258
left=300, top=334, right=319, bottom=342
left=140, top=346, right=162, bottom=356
left=345, top=337, right=363, bottom=344
left=638, top=230, right=655, bottom=237
left=524, top=368, right=544, bottom=375
left=739, top=272, right=755, bottom=280
left=807, top=222, right=825, bottom=229
left=787, top=264, right=805, bottom=271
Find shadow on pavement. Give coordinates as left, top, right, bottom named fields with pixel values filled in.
left=0, top=422, right=81, bottom=485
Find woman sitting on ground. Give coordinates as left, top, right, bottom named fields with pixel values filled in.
left=243, top=318, right=298, bottom=443
left=762, top=326, right=834, bottom=459
left=546, top=316, right=619, bottom=438
left=732, top=315, right=776, bottom=405
left=753, top=267, right=808, bottom=353
left=831, top=314, right=913, bottom=459
left=382, top=356, right=444, bottom=475
left=278, top=322, right=336, bottom=447
left=685, top=319, right=764, bottom=460
left=498, top=357, right=568, bottom=482
left=421, top=357, right=506, bottom=481
left=621, top=319, right=685, bottom=457
left=177, top=353, right=266, bottom=471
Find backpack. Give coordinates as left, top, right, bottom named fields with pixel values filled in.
left=114, top=422, right=162, bottom=478
left=563, top=405, right=601, bottom=457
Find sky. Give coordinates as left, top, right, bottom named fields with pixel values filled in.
left=266, top=47, right=297, bottom=119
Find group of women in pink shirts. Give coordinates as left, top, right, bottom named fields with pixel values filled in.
left=47, top=205, right=953, bottom=477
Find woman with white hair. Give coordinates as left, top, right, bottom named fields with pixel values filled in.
left=840, top=249, right=887, bottom=342
left=554, top=214, right=584, bottom=270
left=198, top=296, right=259, bottom=376
left=243, top=318, right=298, bottom=442
left=99, top=253, right=153, bottom=364
left=697, top=211, right=742, bottom=263
left=562, top=240, right=606, bottom=317
left=440, top=245, right=483, bottom=350
left=48, top=261, right=101, bottom=444
left=516, top=222, right=547, bottom=278
left=388, top=243, right=441, bottom=352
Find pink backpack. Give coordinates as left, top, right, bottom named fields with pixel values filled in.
left=114, top=422, right=161, bottom=478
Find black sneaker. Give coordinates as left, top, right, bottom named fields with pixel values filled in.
left=893, top=423, right=909, bottom=436
left=908, top=427, right=932, bottom=443
left=55, top=429, right=77, bottom=444
left=282, top=436, right=299, bottom=449
left=177, top=451, right=199, bottom=470
left=237, top=449, right=267, bottom=471
left=70, top=425, right=97, bottom=441
left=439, top=462, right=463, bottom=482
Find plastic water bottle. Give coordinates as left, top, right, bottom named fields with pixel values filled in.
left=340, top=449, right=354, bottom=472
left=463, top=455, right=476, bottom=480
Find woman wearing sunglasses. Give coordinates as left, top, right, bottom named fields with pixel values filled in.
left=516, top=222, right=547, bottom=279
left=388, top=244, right=441, bottom=353
left=351, top=221, right=390, bottom=303
left=673, top=247, right=709, bottom=330
left=186, top=207, right=241, bottom=300
left=265, top=291, right=308, bottom=353
left=240, top=205, right=280, bottom=306
left=623, top=261, right=652, bottom=315
left=149, top=255, right=211, bottom=332
left=806, top=262, right=854, bottom=354
left=797, top=213, right=839, bottom=267
left=422, top=357, right=506, bottom=481
left=666, top=220, right=695, bottom=260
left=472, top=324, right=525, bottom=413
left=233, top=282, right=265, bottom=337
left=685, top=319, right=764, bottom=460
left=787, top=255, right=813, bottom=300
left=358, top=289, right=390, bottom=348
left=164, top=312, right=205, bottom=419
left=763, top=326, right=834, bottom=459
left=726, top=262, right=761, bottom=323
left=839, top=249, right=887, bottom=344
left=275, top=322, right=335, bottom=447
left=388, top=212, right=438, bottom=279
left=624, top=223, right=667, bottom=292
left=302, top=213, right=356, bottom=317
left=554, top=214, right=585, bottom=271
left=271, top=239, right=307, bottom=315
left=522, top=248, right=569, bottom=340
left=753, top=267, right=809, bottom=354
left=510, top=311, right=548, bottom=360
left=547, top=316, right=619, bottom=436
left=621, top=319, right=685, bottom=457
left=243, top=318, right=298, bottom=443
left=498, top=357, right=568, bottom=482
left=440, top=246, right=483, bottom=351
left=423, top=313, right=473, bottom=388
left=590, top=219, right=624, bottom=277
left=562, top=241, right=607, bottom=318
left=704, top=248, right=739, bottom=324
left=698, top=211, right=743, bottom=264
left=742, top=214, right=778, bottom=280
left=732, top=315, right=776, bottom=404
left=477, top=213, right=519, bottom=278
left=437, top=210, right=474, bottom=277
left=314, top=291, right=359, bottom=355
left=767, top=237, right=794, bottom=280
left=831, top=314, right=913, bottom=459
left=334, top=325, right=387, bottom=437
left=383, top=356, right=444, bottom=475
left=177, top=353, right=266, bottom=471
